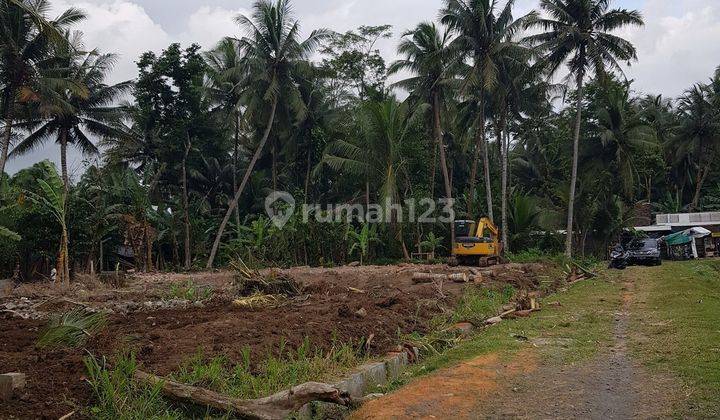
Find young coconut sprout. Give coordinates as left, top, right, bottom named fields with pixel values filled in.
left=37, top=309, right=108, bottom=348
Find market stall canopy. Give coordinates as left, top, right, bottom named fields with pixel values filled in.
left=662, top=227, right=712, bottom=246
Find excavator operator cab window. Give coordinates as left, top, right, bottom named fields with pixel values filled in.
left=455, top=220, right=477, bottom=238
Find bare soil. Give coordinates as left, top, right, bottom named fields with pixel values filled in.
left=0, top=263, right=549, bottom=419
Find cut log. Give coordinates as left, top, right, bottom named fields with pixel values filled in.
left=133, top=370, right=355, bottom=420
left=412, top=273, right=468, bottom=284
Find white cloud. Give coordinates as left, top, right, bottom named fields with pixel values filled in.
left=620, top=1, right=720, bottom=97
left=179, top=6, right=250, bottom=50
left=50, top=0, right=172, bottom=84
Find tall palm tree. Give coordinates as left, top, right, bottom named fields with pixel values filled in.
left=389, top=22, right=457, bottom=245
left=525, top=0, right=643, bottom=258
left=673, top=68, right=720, bottom=211
left=324, top=99, right=411, bottom=208
left=488, top=53, right=537, bottom=253
left=323, top=99, right=414, bottom=258
left=206, top=0, right=329, bottom=268
left=11, top=36, right=131, bottom=194
left=205, top=38, right=247, bottom=233
left=440, top=0, right=536, bottom=221
left=0, top=0, right=85, bottom=175
left=593, top=81, right=656, bottom=200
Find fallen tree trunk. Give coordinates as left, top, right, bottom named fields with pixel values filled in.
left=412, top=273, right=468, bottom=284
left=134, top=370, right=353, bottom=420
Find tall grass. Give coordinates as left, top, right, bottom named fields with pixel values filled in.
left=84, top=354, right=183, bottom=420
left=450, top=285, right=515, bottom=325
left=405, top=285, right=516, bottom=357
left=173, top=337, right=362, bottom=399
left=84, top=338, right=363, bottom=418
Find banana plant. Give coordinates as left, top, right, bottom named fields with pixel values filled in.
left=420, top=232, right=444, bottom=258
left=25, top=162, right=69, bottom=286
left=346, top=223, right=380, bottom=265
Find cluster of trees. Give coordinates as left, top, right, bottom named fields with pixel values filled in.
left=1, top=0, right=719, bottom=281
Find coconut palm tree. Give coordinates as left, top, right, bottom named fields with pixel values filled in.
left=592, top=81, right=656, bottom=200
left=672, top=69, right=720, bottom=211
left=205, top=38, right=247, bottom=233
left=323, top=99, right=414, bottom=258
left=11, top=35, right=131, bottom=195
left=525, top=0, right=644, bottom=258
left=0, top=0, right=85, bottom=175
left=440, top=0, right=536, bottom=220
left=206, top=0, right=329, bottom=268
left=389, top=21, right=457, bottom=245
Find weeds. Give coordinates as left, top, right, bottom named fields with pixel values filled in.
left=173, top=337, right=362, bottom=399
left=404, top=285, right=516, bottom=356
left=166, top=280, right=212, bottom=302
left=37, top=309, right=107, bottom=348
left=450, top=286, right=515, bottom=326
left=84, top=353, right=182, bottom=420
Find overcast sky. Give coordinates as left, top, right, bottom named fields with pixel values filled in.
left=7, top=0, right=720, bottom=175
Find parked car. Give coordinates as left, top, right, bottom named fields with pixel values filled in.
left=627, top=238, right=662, bottom=266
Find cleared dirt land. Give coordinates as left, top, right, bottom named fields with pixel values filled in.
left=0, top=262, right=551, bottom=418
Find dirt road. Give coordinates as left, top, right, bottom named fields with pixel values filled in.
left=354, top=273, right=679, bottom=419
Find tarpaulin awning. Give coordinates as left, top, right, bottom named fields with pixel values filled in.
left=662, top=227, right=712, bottom=246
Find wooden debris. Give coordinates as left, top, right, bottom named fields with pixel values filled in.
left=412, top=272, right=468, bottom=284
left=348, top=287, right=365, bottom=294
left=133, top=370, right=357, bottom=420
left=232, top=294, right=284, bottom=309
left=511, top=309, right=534, bottom=318
left=484, top=316, right=503, bottom=325
left=571, top=261, right=598, bottom=278
left=58, top=411, right=76, bottom=420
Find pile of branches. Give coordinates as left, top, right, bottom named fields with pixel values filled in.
left=231, top=259, right=300, bottom=297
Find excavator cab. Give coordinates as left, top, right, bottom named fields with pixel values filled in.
left=450, top=217, right=502, bottom=266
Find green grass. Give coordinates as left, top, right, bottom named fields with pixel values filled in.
left=166, top=279, right=213, bottom=302
left=172, top=338, right=363, bottom=399
left=449, top=285, right=515, bottom=325
left=507, top=248, right=602, bottom=269
left=628, top=260, right=720, bottom=417
left=84, top=354, right=186, bottom=420
left=84, top=338, right=364, bottom=418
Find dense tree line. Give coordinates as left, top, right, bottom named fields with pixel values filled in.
left=1, top=0, right=719, bottom=281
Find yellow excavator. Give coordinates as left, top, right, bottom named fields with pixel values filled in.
left=449, top=217, right=503, bottom=267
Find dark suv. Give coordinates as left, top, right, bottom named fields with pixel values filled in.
left=627, top=238, right=662, bottom=266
